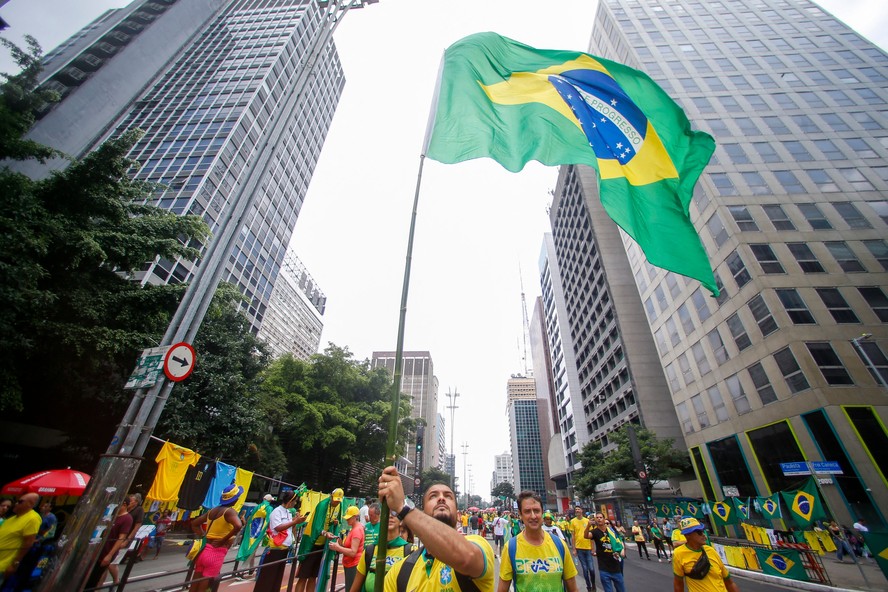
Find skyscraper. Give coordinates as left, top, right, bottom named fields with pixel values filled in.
left=507, top=375, right=547, bottom=504
left=371, top=351, right=439, bottom=478
left=580, top=0, right=888, bottom=525
left=23, top=0, right=347, bottom=331
left=491, top=452, right=514, bottom=491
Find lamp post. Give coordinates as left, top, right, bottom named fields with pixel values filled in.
left=446, top=389, right=459, bottom=489
left=851, top=333, right=888, bottom=388
left=462, top=442, right=469, bottom=509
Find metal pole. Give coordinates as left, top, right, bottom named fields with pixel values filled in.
left=446, top=389, right=459, bottom=490
left=38, top=2, right=369, bottom=590
left=462, top=443, right=469, bottom=510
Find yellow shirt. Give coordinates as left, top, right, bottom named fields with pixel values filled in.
left=384, top=534, right=494, bottom=592
left=672, top=529, right=687, bottom=546
left=500, top=531, right=578, bottom=592
left=0, top=510, right=42, bottom=572
left=673, top=545, right=730, bottom=592
left=146, top=442, right=198, bottom=502
left=568, top=517, right=592, bottom=550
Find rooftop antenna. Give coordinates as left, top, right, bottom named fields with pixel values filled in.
left=519, top=262, right=532, bottom=377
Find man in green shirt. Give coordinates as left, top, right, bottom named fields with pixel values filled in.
left=364, top=503, right=381, bottom=546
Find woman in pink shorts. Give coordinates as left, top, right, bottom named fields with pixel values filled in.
left=189, top=484, right=244, bottom=592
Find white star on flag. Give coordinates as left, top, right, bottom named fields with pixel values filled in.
left=610, top=99, right=618, bottom=106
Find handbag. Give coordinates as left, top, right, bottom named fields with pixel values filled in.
left=186, top=537, right=206, bottom=561
left=686, top=548, right=712, bottom=580
left=266, top=526, right=289, bottom=548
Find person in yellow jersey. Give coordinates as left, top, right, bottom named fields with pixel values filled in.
left=672, top=518, right=739, bottom=592
left=351, top=509, right=411, bottom=592
left=377, top=466, right=494, bottom=592
left=568, top=507, right=596, bottom=592
left=671, top=516, right=687, bottom=549
left=498, top=491, right=578, bottom=592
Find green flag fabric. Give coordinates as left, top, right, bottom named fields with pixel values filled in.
left=425, top=32, right=718, bottom=294
left=680, top=501, right=702, bottom=519
left=754, top=548, right=808, bottom=581
left=780, top=478, right=826, bottom=528
left=731, top=497, right=751, bottom=522
left=710, top=500, right=737, bottom=526
left=755, top=494, right=782, bottom=520
left=236, top=500, right=272, bottom=561
left=655, top=502, right=674, bottom=518
left=863, top=532, right=888, bottom=581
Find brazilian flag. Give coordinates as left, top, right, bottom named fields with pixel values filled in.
left=710, top=500, right=737, bottom=526
left=680, top=502, right=701, bottom=518
left=755, top=494, right=781, bottom=520
left=731, top=497, right=751, bottom=522
left=780, top=478, right=826, bottom=529
left=754, top=548, right=808, bottom=581
left=863, top=532, right=888, bottom=582
left=655, top=502, right=674, bottom=518
left=236, top=500, right=272, bottom=561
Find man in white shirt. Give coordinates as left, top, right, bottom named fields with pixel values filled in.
left=359, top=498, right=371, bottom=525
left=492, top=511, right=509, bottom=557
left=254, top=490, right=307, bottom=592
left=542, top=512, right=568, bottom=541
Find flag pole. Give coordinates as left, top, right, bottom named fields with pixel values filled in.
left=373, top=52, right=445, bottom=592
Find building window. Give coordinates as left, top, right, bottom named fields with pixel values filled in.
left=676, top=401, right=694, bottom=433
left=774, top=347, right=810, bottom=393
left=864, top=240, right=888, bottom=270
left=839, top=168, right=875, bottom=190
left=750, top=244, right=784, bottom=274
left=748, top=294, right=778, bottom=336
left=753, top=142, right=781, bottom=162
left=746, top=421, right=806, bottom=493
left=691, top=394, right=710, bottom=429
left=833, top=202, right=872, bottom=228
left=776, top=288, right=815, bottom=324
left=773, top=170, right=805, bottom=194
left=852, top=341, right=888, bottom=386
left=816, top=288, right=860, bottom=323
left=814, top=139, right=842, bottom=160
left=729, top=205, right=759, bottom=231
left=723, top=143, right=750, bottom=164
left=666, top=362, right=682, bottom=392
left=692, top=288, right=712, bottom=322
left=807, top=342, right=854, bottom=385
left=798, top=203, right=832, bottom=230
left=710, top=173, right=737, bottom=197
left=666, top=316, right=681, bottom=346
left=666, top=273, right=681, bottom=298
left=762, top=204, right=795, bottom=230
left=693, top=341, right=711, bottom=375
left=678, top=304, right=695, bottom=335
left=858, top=287, right=888, bottom=322
left=868, top=200, right=888, bottom=224
left=707, top=386, right=730, bottom=422
left=808, top=169, right=840, bottom=192
left=707, top=328, right=729, bottom=364
left=727, top=313, right=751, bottom=351
left=725, top=374, right=751, bottom=415
left=678, top=352, right=695, bottom=385
left=825, top=241, right=865, bottom=272
left=742, top=172, right=770, bottom=196
left=748, top=362, right=778, bottom=405
left=764, top=116, right=789, bottom=134
left=844, top=407, right=888, bottom=484
left=644, top=297, right=657, bottom=321
left=726, top=251, right=751, bottom=289
left=787, top=243, right=825, bottom=273
left=784, top=141, right=813, bottom=162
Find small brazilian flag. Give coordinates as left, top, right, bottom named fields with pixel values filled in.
left=680, top=501, right=701, bottom=518
left=780, top=478, right=826, bottom=529
left=755, top=494, right=782, bottom=520
left=732, top=497, right=750, bottom=522
left=236, top=500, right=272, bottom=561
left=710, top=500, right=737, bottom=526
left=863, top=532, right=888, bottom=581
left=754, top=548, right=808, bottom=581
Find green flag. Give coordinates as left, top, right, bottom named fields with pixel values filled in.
left=863, top=532, right=888, bottom=582
left=680, top=501, right=701, bottom=519
left=754, top=548, right=808, bottom=581
left=780, top=478, right=826, bottom=529
left=755, top=494, right=782, bottom=520
left=710, top=500, right=737, bottom=526
left=236, top=500, right=272, bottom=561
left=655, top=502, right=673, bottom=518
left=425, top=32, right=718, bottom=294
left=731, top=497, right=751, bottom=522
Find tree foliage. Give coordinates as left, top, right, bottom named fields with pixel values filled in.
left=420, top=466, right=453, bottom=492
left=491, top=481, right=516, bottom=500
left=573, top=426, right=691, bottom=498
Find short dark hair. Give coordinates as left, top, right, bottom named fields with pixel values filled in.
left=517, top=490, right=542, bottom=511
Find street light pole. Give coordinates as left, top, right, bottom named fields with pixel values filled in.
left=851, top=333, right=888, bottom=388
left=446, top=389, right=459, bottom=489
left=461, top=442, right=469, bottom=510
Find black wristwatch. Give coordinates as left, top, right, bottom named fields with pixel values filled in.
left=397, top=498, right=415, bottom=521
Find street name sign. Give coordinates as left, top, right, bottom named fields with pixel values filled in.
left=779, top=462, right=811, bottom=476
left=124, top=346, right=171, bottom=390
left=163, top=342, right=196, bottom=382
left=811, top=461, right=843, bottom=474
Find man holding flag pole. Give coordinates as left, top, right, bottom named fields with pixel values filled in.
left=371, top=30, right=716, bottom=592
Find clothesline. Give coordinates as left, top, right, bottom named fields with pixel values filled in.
left=148, top=434, right=304, bottom=490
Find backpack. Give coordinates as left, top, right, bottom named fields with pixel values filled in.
left=507, top=532, right=566, bottom=592
left=363, top=543, right=410, bottom=592
left=395, top=546, right=481, bottom=592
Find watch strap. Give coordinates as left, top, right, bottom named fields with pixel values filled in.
left=397, top=504, right=413, bottom=522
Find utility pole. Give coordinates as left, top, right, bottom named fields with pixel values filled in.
left=461, top=442, right=469, bottom=510
left=445, top=389, right=459, bottom=490
left=36, top=2, right=376, bottom=590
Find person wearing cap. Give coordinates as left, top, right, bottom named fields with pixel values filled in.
left=255, top=488, right=308, bottom=592
left=672, top=518, right=738, bottom=592
left=499, top=491, right=578, bottom=592
left=188, top=484, right=244, bottom=592
left=328, top=506, right=365, bottom=592
left=351, top=507, right=411, bottom=592
left=542, top=511, right=568, bottom=541
left=293, top=487, right=344, bottom=592
left=671, top=516, right=687, bottom=549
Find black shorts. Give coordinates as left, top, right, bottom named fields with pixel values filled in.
left=296, top=545, right=325, bottom=578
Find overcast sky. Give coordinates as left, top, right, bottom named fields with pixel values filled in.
left=2, top=0, right=886, bottom=500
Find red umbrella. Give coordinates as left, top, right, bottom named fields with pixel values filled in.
left=2, top=468, right=91, bottom=496
left=467, top=506, right=481, bottom=512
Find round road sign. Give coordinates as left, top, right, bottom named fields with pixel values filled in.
left=638, top=470, right=647, bottom=480
left=164, top=342, right=196, bottom=382
left=414, top=478, right=421, bottom=486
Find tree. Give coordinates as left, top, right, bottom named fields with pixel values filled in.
left=420, top=467, right=452, bottom=492
left=573, top=425, right=691, bottom=498
left=491, top=481, right=516, bottom=501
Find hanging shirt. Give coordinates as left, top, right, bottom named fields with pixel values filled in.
left=177, top=459, right=217, bottom=510
left=147, top=442, right=199, bottom=502
left=202, top=461, right=237, bottom=509
left=232, top=468, right=253, bottom=511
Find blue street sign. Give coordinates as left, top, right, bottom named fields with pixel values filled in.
left=811, top=461, right=843, bottom=475
left=780, top=462, right=811, bottom=476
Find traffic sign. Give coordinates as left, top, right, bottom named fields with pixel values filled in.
left=164, top=342, right=196, bottom=382
left=811, top=461, right=843, bottom=475
left=780, top=462, right=811, bottom=476
left=638, top=470, right=647, bottom=480
left=414, top=478, right=421, bottom=486
left=124, top=346, right=171, bottom=389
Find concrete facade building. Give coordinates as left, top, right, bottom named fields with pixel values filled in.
left=583, top=0, right=888, bottom=525
left=24, top=0, right=345, bottom=331
left=371, top=351, right=439, bottom=477
left=507, top=376, right=548, bottom=504
left=492, top=452, right=514, bottom=489
left=257, top=250, right=325, bottom=359
left=435, top=413, right=447, bottom=470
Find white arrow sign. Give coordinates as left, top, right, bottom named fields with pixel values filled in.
left=164, top=342, right=196, bottom=382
